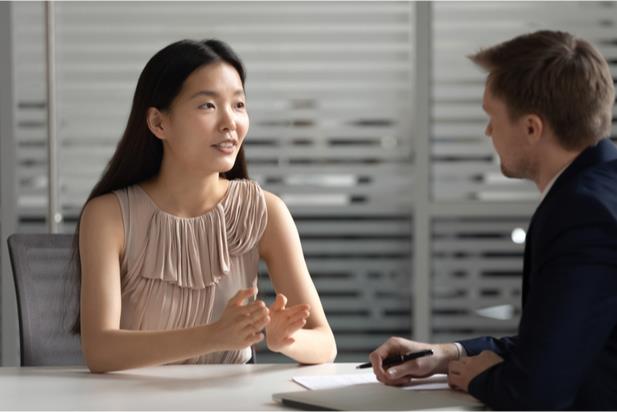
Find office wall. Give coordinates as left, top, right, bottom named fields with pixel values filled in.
left=2, top=1, right=616, bottom=364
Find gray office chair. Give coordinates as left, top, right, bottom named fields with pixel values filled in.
left=7, top=233, right=257, bottom=366
left=7, top=233, right=84, bottom=366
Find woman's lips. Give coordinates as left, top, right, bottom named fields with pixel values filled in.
left=211, top=141, right=236, bottom=155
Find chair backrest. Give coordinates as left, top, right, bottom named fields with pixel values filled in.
left=7, top=233, right=84, bottom=366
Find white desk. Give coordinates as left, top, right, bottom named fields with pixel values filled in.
left=0, top=363, right=480, bottom=410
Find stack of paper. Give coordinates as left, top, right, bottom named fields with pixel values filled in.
left=292, top=373, right=449, bottom=391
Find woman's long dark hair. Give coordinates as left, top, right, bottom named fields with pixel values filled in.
left=70, top=39, right=249, bottom=333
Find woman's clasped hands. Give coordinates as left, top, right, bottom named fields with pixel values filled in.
left=212, top=287, right=311, bottom=352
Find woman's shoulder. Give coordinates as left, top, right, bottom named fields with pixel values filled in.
left=81, top=193, right=125, bottom=238
left=227, top=179, right=283, bottom=202
left=82, top=193, right=123, bottom=223
left=226, top=178, right=290, bottom=220
left=80, top=193, right=125, bottom=253
left=225, top=178, right=263, bottom=205
left=261, top=189, right=285, bottom=208
left=223, top=179, right=269, bottom=254
left=226, top=177, right=260, bottom=191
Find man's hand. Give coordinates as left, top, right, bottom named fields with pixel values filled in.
left=448, top=350, right=504, bottom=392
left=370, top=337, right=459, bottom=386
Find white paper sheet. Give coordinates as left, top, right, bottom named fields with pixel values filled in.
left=292, top=373, right=450, bottom=391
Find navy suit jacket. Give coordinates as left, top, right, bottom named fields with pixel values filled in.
left=459, top=138, right=617, bottom=410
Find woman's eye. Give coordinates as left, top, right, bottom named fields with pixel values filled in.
left=199, top=102, right=215, bottom=109
left=236, top=102, right=246, bottom=109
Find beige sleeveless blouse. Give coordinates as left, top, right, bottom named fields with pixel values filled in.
left=112, top=179, right=267, bottom=364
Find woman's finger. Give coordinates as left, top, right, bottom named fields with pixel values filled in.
left=286, top=303, right=311, bottom=313
left=271, top=293, right=287, bottom=312
left=289, top=317, right=307, bottom=331
left=247, top=301, right=268, bottom=317
left=229, top=287, right=258, bottom=306
left=246, top=308, right=270, bottom=326
left=237, top=305, right=268, bottom=327
left=242, top=314, right=270, bottom=334
left=254, top=314, right=271, bottom=330
left=279, top=308, right=310, bottom=324
left=271, top=318, right=306, bottom=341
left=247, top=332, right=265, bottom=345
left=287, top=311, right=309, bottom=324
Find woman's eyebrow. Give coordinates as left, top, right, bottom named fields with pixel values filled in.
left=190, top=90, right=218, bottom=99
left=189, top=90, right=245, bottom=99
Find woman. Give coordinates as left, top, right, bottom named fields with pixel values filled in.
left=74, top=39, right=337, bottom=372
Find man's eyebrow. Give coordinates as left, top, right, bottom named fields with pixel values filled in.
left=189, top=90, right=245, bottom=99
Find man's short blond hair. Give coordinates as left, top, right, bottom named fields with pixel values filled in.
left=469, top=30, right=614, bottom=150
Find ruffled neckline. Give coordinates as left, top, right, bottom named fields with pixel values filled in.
left=135, top=182, right=231, bottom=221
left=123, top=179, right=267, bottom=290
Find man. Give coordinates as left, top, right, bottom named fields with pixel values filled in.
left=370, top=30, right=617, bottom=410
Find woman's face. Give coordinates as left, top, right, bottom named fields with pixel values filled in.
left=160, top=62, right=249, bottom=174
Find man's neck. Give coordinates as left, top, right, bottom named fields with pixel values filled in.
left=533, top=141, right=581, bottom=193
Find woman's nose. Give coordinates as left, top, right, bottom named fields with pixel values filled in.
left=219, top=108, right=236, bottom=133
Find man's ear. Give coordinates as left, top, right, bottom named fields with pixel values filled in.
left=146, top=107, right=167, bottom=140
left=524, top=114, right=544, bottom=145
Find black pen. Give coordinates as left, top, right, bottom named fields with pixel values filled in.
left=356, top=349, right=434, bottom=369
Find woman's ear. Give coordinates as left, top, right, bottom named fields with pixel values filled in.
left=146, top=107, right=167, bottom=140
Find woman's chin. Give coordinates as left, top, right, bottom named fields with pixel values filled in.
left=216, top=160, right=238, bottom=174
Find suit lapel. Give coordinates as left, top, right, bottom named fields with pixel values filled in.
left=521, top=213, right=536, bottom=307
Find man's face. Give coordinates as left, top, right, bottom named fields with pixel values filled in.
left=482, top=85, right=533, bottom=179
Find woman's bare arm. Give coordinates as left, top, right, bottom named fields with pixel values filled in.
left=258, top=191, right=337, bottom=364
